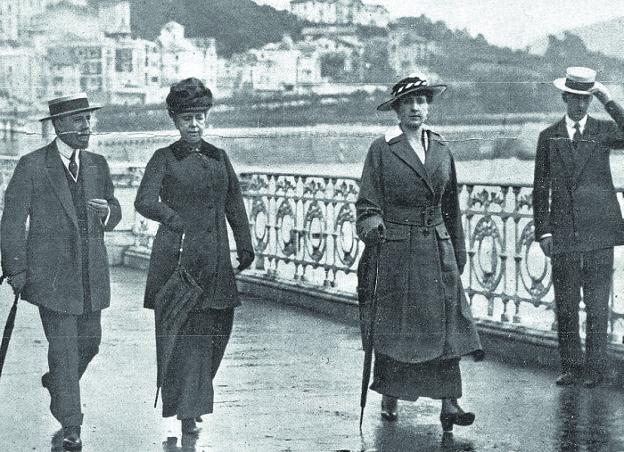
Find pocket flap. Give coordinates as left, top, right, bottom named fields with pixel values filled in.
left=435, top=223, right=450, bottom=239
left=384, top=223, right=410, bottom=241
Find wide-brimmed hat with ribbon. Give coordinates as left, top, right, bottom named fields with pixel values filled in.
left=553, top=66, right=597, bottom=95
left=377, top=74, right=447, bottom=111
left=40, top=93, right=101, bottom=121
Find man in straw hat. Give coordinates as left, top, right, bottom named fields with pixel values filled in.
left=1, top=93, right=121, bottom=449
left=533, top=67, right=624, bottom=388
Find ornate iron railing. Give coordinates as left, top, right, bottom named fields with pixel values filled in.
left=238, top=172, right=624, bottom=344
left=0, top=151, right=622, bottom=344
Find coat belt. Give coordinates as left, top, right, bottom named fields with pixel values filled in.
left=385, top=205, right=443, bottom=227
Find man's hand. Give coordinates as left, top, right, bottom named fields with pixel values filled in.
left=590, top=81, right=613, bottom=105
left=539, top=236, right=553, bottom=257
left=7, top=272, right=26, bottom=296
left=88, top=198, right=110, bottom=221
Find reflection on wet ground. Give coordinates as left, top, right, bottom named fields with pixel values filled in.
left=1, top=268, right=623, bottom=451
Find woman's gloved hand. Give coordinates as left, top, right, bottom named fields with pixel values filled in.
left=237, top=250, right=255, bottom=272
left=364, top=223, right=386, bottom=245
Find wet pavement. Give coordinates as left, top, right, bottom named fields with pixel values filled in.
left=1, top=267, right=624, bottom=451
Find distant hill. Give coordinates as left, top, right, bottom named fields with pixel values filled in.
left=529, top=17, right=624, bottom=58
left=90, top=0, right=304, bottom=56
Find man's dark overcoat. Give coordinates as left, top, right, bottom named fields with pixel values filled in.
left=533, top=101, right=624, bottom=253
left=134, top=139, right=254, bottom=310
left=356, top=127, right=481, bottom=364
left=0, top=141, right=122, bottom=314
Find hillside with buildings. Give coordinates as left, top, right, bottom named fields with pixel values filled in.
left=2, top=0, right=624, bottom=125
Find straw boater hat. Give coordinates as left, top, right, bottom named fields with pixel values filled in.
left=377, top=74, right=447, bottom=111
left=553, top=67, right=597, bottom=95
left=40, top=93, right=101, bottom=121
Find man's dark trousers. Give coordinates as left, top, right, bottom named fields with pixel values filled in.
left=39, top=308, right=101, bottom=427
left=552, top=248, right=612, bottom=379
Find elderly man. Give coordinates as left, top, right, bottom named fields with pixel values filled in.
left=1, top=93, right=121, bottom=450
left=533, top=67, right=624, bottom=388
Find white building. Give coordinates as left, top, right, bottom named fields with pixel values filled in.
left=157, top=22, right=218, bottom=91
left=241, top=36, right=322, bottom=93
left=0, top=44, right=39, bottom=105
left=290, top=0, right=388, bottom=27
left=388, top=19, right=438, bottom=78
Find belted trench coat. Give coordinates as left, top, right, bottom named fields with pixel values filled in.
left=356, top=126, right=481, bottom=364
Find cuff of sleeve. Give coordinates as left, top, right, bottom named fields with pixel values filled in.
left=357, top=215, right=384, bottom=241
left=539, top=233, right=552, bottom=240
left=101, top=206, right=111, bottom=227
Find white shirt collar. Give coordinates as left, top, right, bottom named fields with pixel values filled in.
left=55, top=138, right=81, bottom=160
left=565, top=114, right=588, bottom=134
left=384, top=124, right=431, bottom=143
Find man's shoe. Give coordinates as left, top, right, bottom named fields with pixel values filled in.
left=556, top=372, right=578, bottom=386
left=181, top=418, right=201, bottom=436
left=42, top=372, right=50, bottom=389
left=62, top=426, right=82, bottom=451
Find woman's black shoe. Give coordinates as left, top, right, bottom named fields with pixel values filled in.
left=381, top=395, right=398, bottom=421
left=439, top=411, right=475, bottom=432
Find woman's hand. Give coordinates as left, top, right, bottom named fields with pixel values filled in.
left=236, top=250, right=254, bottom=272
left=364, top=223, right=386, bottom=244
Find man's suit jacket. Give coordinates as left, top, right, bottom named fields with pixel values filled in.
left=533, top=101, right=624, bottom=254
left=0, top=141, right=121, bottom=314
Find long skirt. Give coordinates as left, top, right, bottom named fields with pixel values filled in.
left=160, top=308, right=234, bottom=419
left=371, top=353, right=462, bottom=400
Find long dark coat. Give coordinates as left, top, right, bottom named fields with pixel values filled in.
left=0, top=141, right=122, bottom=314
left=356, top=127, right=481, bottom=364
left=134, top=139, right=254, bottom=310
left=533, top=101, right=624, bottom=254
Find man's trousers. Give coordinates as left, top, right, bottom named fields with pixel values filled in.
left=38, top=307, right=102, bottom=427
left=551, top=247, right=612, bottom=378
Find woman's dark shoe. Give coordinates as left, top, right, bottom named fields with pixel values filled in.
left=381, top=395, right=398, bottom=421
left=195, top=416, right=203, bottom=423
left=62, top=426, right=82, bottom=450
left=440, top=399, right=475, bottom=432
left=181, top=418, right=201, bottom=436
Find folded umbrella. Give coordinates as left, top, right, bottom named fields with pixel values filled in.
left=153, top=233, right=203, bottom=407
left=0, top=276, right=19, bottom=381
left=357, top=235, right=383, bottom=430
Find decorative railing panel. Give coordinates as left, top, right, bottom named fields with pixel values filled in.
left=239, top=172, right=624, bottom=344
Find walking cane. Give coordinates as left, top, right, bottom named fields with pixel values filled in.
left=359, top=226, right=383, bottom=431
left=0, top=275, right=19, bottom=381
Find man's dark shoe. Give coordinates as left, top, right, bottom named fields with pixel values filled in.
left=62, top=426, right=82, bottom=450
left=556, top=372, right=578, bottom=386
left=42, top=372, right=50, bottom=389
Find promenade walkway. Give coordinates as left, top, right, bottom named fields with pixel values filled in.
left=0, top=267, right=623, bottom=451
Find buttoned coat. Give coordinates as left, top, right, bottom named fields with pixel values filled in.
left=0, top=141, right=122, bottom=315
left=356, top=127, right=481, bottom=364
left=533, top=101, right=624, bottom=254
left=134, top=140, right=254, bottom=310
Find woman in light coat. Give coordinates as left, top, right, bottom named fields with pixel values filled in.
left=356, top=74, right=482, bottom=432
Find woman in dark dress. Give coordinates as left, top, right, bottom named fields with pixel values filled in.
left=356, top=74, right=482, bottom=432
left=135, top=78, right=254, bottom=435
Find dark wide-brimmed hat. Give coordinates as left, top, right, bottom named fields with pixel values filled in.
left=166, top=78, right=213, bottom=115
left=553, top=66, right=596, bottom=95
left=39, top=93, right=101, bottom=121
left=377, top=74, right=447, bottom=111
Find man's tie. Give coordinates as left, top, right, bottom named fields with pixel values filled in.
left=573, top=122, right=582, bottom=143
left=69, top=149, right=78, bottom=179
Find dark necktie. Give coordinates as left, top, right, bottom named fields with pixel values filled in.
left=573, top=122, right=582, bottom=143
left=69, top=149, right=78, bottom=179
